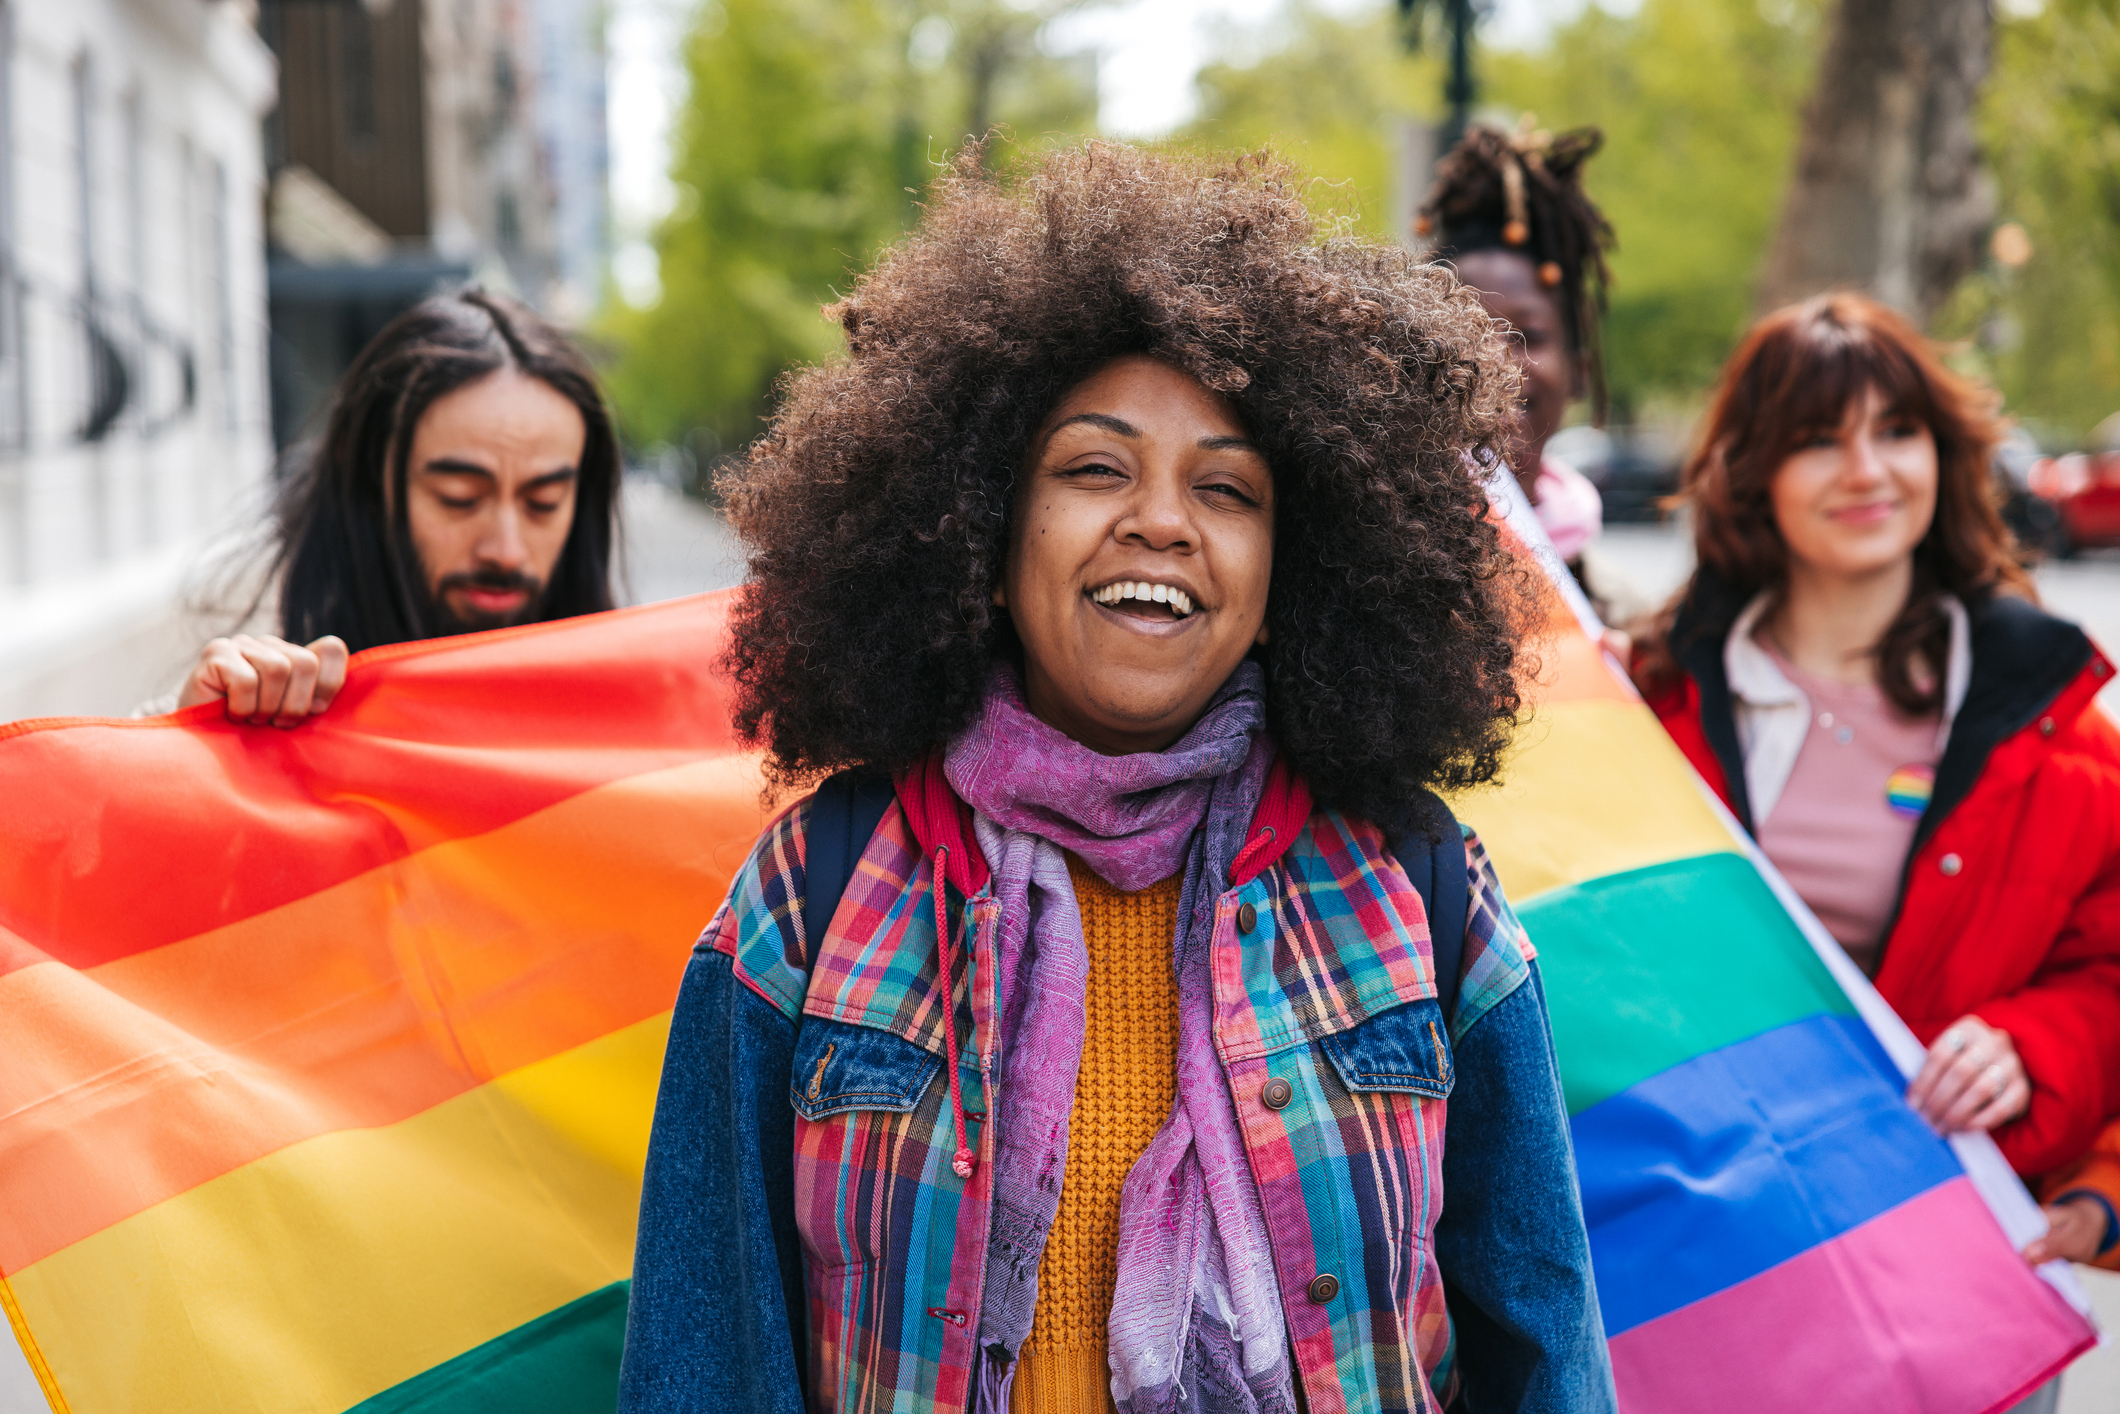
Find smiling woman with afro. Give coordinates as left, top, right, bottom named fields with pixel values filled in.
left=622, top=142, right=1615, bottom=1414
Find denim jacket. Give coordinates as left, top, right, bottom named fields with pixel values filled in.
left=619, top=781, right=1613, bottom=1414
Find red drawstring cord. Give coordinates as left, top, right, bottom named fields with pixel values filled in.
left=934, top=846, right=977, bottom=1180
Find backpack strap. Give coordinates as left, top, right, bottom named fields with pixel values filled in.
left=802, top=769, right=898, bottom=962
left=1383, top=789, right=1470, bottom=1026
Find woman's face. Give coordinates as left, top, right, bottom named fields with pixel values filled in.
left=402, top=369, right=586, bottom=631
left=1001, top=355, right=1274, bottom=755
left=1453, top=250, right=1577, bottom=487
left=1769, top=385, right=1938, bottom=583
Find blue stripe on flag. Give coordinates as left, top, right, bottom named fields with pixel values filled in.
left=1572, top=1011, right=1962, bottom=1335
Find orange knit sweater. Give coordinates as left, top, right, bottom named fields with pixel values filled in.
left=1010, top=857, right=1182, bottom=1414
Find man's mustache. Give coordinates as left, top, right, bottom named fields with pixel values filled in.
left=434, top=566, right=543, bottom=599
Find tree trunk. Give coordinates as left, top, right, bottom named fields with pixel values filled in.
left=1755, top=0, right=1993, bottom=325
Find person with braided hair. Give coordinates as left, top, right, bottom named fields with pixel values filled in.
left=1418, top=122, right=1628, bottom=612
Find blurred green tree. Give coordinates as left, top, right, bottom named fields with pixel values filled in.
left=1754, top=0, right=1992, bottom=324
left=1484, top=0, right=1823, bottom=421
left=1935, top=0, right=2120, bottom=445
left=601, top=0, right=1099, bottom=463
left=1182, top=4, right=1442, bottom=235
left=1181, top=0, right=1822, bottom=423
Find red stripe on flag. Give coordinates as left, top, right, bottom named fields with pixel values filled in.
left=0, top=593, right=743, bottom=971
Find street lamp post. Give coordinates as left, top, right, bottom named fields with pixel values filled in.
left=1396, top=0, right=1488, bottom=154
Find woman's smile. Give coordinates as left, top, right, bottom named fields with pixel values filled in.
left=1825, top=499, right=1900, bottom=527
left=1086, top=577, right=1201, bottom=626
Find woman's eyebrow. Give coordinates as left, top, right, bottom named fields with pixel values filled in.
left=1198, top=434, right=1260, bottom=453
left=1044, top=412, right=1138, bottom=443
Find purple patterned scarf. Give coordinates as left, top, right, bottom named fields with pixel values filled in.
left=944, top=661, right=1297, bottom=1414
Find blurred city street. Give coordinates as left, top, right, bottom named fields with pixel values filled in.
left=614, top=477, right=747, bottom=608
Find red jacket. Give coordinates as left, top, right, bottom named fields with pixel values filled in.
left=1644, top=578, right=2120, bottom=1177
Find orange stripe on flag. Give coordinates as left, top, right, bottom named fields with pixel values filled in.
left=1522, top=626, right=1633, bottom=710
left=0, top=754, right=769, bottom=1275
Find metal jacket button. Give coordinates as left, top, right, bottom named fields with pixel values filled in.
left=1940, top=853, right=1963, bottom=877
left=1307, top=1273, right=1339, bottom=1304
left=1236, top=902, right=1258, bottom=934
left=2041, top=716, right=2057, bottom=737
left=1262, top=1078, right=1294, bottom=1110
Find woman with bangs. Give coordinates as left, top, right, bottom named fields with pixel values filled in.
left=1632, top=293, right=2120, bottom=1279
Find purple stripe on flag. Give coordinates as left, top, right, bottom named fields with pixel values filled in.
left=1607, top=1177, right=2094, bottom=1414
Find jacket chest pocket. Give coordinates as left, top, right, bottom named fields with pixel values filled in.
left=789, top=1015, right=945, bottom=1274
left=1320, top=994, right=1454, bottom=1102
left=1314, top=997, right=1454, bottom=1232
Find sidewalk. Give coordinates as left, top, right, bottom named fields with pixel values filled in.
left=614, top=476, right=747, bottom=606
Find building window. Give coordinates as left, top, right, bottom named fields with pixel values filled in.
left=72, top=53, right=93, bottom=292
left=72, top=52, right=126, bottom=447
left=341, top=4, right=377, bottom=146
left=0, top=0, right=25, bottom=458
left=209, top=157, right=235, bottom=433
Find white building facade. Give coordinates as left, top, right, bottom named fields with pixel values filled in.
left=0, top=0, right=275, bottom=719
left=530, top=0, right=608, bottom=319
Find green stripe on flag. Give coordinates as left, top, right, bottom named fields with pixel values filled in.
left=347, top=1281, right=628, bottom=1414
left=1519, top=853, right=1855, bottom=1114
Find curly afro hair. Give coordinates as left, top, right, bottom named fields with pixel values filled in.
left=721, top=141, right=1533, bottom=823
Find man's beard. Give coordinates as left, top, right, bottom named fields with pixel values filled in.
left=422, top=565, right=548, bottom=636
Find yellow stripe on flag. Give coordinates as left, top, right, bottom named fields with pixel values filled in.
left=1450, top=699, right=1739, bottom=904
left=0, top=752, right=766, bottom=1276
left=9, top=1014, right=669, bottom=1414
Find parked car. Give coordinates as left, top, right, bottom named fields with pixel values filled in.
left=2025, top=413, right=2120, bottom=558
left=1995, top=426, right=2065, bottom=559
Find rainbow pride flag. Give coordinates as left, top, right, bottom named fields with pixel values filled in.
left=1450, top=483, right=2098, bottom=1411
left=0, top=596, right=770, bottom=1413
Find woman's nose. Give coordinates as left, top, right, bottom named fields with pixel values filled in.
left=1119, top=472, right=1195, bottom=550
left=1844, top=434, right=1890, bottom=486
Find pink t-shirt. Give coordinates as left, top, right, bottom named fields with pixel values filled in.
left=1755, top=654, right=1943, bottom=975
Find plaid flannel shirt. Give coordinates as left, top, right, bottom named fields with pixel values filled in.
left=689, top=794, right=1535, bottom=1414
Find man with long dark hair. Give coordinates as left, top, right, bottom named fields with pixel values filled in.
left=177, top=289, right=622, bottom=723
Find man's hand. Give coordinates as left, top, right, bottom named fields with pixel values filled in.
left=2023, top=1196, right=2112, bottom=1266
left=1907, top=1014, right=2030, bottom=1133
left=176, top=635, right=349, bottom=726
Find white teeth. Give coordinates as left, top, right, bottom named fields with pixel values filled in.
left=1090, top=581, right=1195, bottom=617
